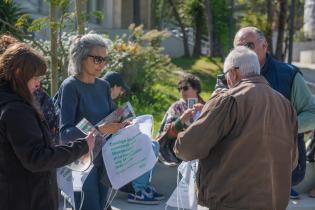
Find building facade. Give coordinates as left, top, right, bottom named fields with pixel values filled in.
left=14, top=0, right=154, bottom=30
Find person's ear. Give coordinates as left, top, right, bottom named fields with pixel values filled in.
left=234, top=68, right=242, bottom=82
left=262, top=40, right=268, bottom=52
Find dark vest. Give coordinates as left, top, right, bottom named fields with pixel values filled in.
left=261, top=53, right=300, bottom=100
left=261, top=53, right=305, bottom=185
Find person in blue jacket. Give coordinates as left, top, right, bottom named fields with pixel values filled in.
left=233, top=26, right=315, bottom=199
left=55, top=34, right=125, bottom=210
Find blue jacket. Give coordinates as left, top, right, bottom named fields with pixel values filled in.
left=261, top=53, right=305, bottom=185
left=261, top=53, right=300, bottom=100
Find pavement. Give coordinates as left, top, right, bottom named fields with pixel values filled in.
left=59, top=162, right=315, bottom=210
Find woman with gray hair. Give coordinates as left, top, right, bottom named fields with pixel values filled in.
left=55, top=34, right=124, bottom=210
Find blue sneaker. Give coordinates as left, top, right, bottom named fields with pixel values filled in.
left=145, top=186, right=165, bottom=200
left=127, top=189, right=160, bottom=205
left=290, top=189, right=300, bottom=199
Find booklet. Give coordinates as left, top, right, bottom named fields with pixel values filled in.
left=67, top=102, right=136, bottom=172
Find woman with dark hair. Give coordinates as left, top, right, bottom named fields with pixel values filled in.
left=0, top=34, right=59, bottom=144
left=157, top=74, right=205, bottom=165
left=0, top=43, right=95, bottom=210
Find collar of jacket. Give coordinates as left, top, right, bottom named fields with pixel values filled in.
left=233, top=75, right=269, bottom=88
left=261, top=53, right=273, bottom=75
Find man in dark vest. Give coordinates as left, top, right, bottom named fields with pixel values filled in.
left=233, top=26, right=315, bottom=199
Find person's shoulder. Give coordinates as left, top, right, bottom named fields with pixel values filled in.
left=169, top=99, right=185, bottom=109
left=95, top=77, right=110, bottom=87
left=272, top=57, right=300, bottom=72
left=205, top=90, right=235, bottom=111
left=59, top=76, right=82, bottom=93
left=2, top=100, right=33, bottom=121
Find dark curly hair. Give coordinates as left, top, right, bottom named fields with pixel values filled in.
left=178, top=74, right=202, bottom=94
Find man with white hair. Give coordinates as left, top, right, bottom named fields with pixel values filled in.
left=174, top=46, right=298, bottom=209
left=233, top=26, right=315, bottom=199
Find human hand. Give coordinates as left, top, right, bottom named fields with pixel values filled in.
left=180, top=108, right=195, bottom=124
left=85, top=130, right=96, bottom=152
left=97, top=122, right=125, bottom=135
left=193, top=103, right=204, bottom=111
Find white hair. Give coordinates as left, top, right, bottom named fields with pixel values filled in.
left=68, top=34, right=109, bottom=76
left=224, top=46, right=260, bottom=77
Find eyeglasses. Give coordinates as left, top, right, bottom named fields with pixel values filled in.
left=87, top=55, right=109, bottom=65
left=178, top=85, right=190, bottom=92
left=243, top=42, right=255, bottom=50
left=224, top=66, right=239, bottom=77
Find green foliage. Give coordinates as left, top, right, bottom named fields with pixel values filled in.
left=212, top=0, right=230, bottom=55
left=0, top=0, right=25, bottom=37
left=235, top=0, right=270, bottom=36
left=105, top=25, right=184, bottom=132
left=241, top=11, right=267, bottom=30
left=27, top=17, right=50, bottom=32
left=89, top=10, right=105, bottom=22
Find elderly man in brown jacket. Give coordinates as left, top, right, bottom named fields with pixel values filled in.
left=174, top=46, right=298, bottom=210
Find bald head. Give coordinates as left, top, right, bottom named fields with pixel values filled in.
left=233, top=27, right=268, bottom=66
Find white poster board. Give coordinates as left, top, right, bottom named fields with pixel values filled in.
left=102, top=115, right=157, bottom=190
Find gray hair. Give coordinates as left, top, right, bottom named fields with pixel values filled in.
left=68, top=34, right=108, bottom=75
left=233, top=26, right=265, bottom=47
left=224, top=46, right=260, bottom=77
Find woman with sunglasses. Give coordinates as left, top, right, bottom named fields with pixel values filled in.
left=157, top=74, right=205, bottom=165
left=55, top=34, right=124, bottom=210
left=0, top=43, right=95, bottom=210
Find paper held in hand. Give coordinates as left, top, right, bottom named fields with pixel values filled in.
left=102, top=115, right=157, bottom=190
left=67, top=102, right=136, bottom=172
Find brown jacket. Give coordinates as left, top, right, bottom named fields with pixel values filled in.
left=174, top=76, right=298, bottom=210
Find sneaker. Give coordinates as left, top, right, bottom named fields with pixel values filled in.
left=290, top=189, right=300, bottom=199
left=145, top=186, right=165, bottom=201
left=127, top=190, right=160, bottom=205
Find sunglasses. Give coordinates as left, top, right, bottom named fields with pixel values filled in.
left=87, top=55, right=109, bottom=65
left=178, top=85, right=190, bottom=92
left=243, top=42, right=255, bottom=50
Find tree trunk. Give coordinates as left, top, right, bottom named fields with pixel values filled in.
left=288, top=0, right=295, bottom=64
left=275, top=0, right=287, bottom=61
left=168, top=0, right=190, bottom=57
left=193, top=4, right=203, bottom=57
left=204, top=0, right=213, bottom=57
left=266, top=0, right=274, bottom=55
left=75, top=0, right=85, bottom=35
left=50, top=2, right=58, bottom=96
left=228, top=0, right=235, bottom=50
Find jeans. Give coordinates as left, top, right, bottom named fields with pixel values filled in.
left=131, top=141, right=160, bottom=191
left=292, top=133, right=306, bottom=186
left=74, top=166, right=109, bottom=210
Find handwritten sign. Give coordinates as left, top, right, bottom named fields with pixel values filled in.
left=102, top=115, right=157, bottom=189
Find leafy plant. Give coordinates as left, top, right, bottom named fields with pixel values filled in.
left=0, top=0, right=25, bottom=37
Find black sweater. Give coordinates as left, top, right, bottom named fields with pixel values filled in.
left=0, top=84, right=89, bottom=210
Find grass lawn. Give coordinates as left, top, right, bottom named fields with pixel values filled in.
left=147, top=56, right=223, bottom=134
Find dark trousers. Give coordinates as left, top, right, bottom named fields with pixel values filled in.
left=292, top=133, right=306, bottom=186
